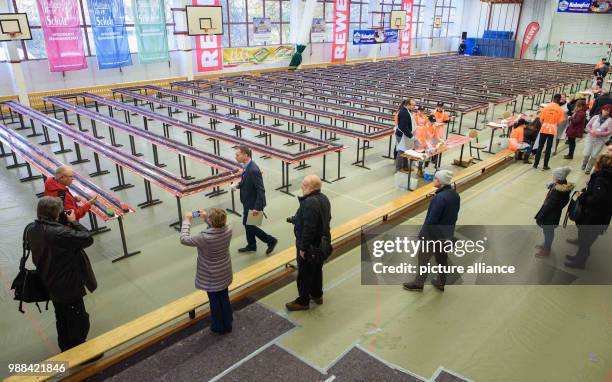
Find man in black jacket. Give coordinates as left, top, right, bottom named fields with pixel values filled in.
left=403, top=170, right=460, bottom=292
left=28, top=196, right=95, bottom=352
left=286, top=175, right=331, bottom=311
left=233, top=145, right=278, bottom=254
left=590, top=92, right=612, bottom=117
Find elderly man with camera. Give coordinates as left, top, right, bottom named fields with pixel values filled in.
left=285, top=175, right=332, bottom=311
left=28, top=196, right=96, bottom=351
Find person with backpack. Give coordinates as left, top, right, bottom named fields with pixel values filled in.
left=28, top=196, right=96, bottom=352
left=285, top=175, right=332, bottom=311
left=534, top=167, right=574, bottom=258
left=565, top=154, right=612, bottom=269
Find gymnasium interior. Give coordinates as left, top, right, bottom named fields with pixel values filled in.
left=1, top=0, right=611, bottom=381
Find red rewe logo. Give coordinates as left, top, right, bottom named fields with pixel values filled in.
left=399, top=0, right=413, bottom=57
left=331, top=0, right=350, bottom=62
left=193, top=0, right=223, bottom=72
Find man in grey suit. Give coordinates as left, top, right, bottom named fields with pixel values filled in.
left=233, top=145, right=278, bottom=254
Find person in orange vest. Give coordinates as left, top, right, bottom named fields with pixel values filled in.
left=509, top=119, right=532, bottom=163
left=533, top=94, right=565, bottom=170
left=415, top=106, right=428, bottom=128
left=595, top=58, right=606, bottom=71
left=432, top=102, right=450, bottom=124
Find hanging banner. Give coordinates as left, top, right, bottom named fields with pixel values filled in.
left=253, top=17, right=271, bottom=44
left=557, top=0, right=612, bottom=13
left=193, top=0, right=223, bottom=72
left=331, top=0, right=350, bottom=63
left=134, top=0, right=169, bottom=64
left=223, top=45, right=294, bottom=67
left=399, top=0, right=413, bottom=57
left=37, top=0, right=87, bottom=72
left=352, top=29, right=398, bottom=45
left=311, top=18, right=326, bottom=43
left=520, top=22, right=540, bottom=59
left=87, top=0, right=132, bottom=69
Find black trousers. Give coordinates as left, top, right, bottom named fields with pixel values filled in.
left=572, top=226, right=602, bottom=266
left=243, top=208, right=273, bottom=249
left=533, top=133, right=554, bottom=168
left=415, top=248, right=448, bottom=286
left=296, top=251, right=323, bottom=306
left=567, top=137, right=576, bottom=157
left=52, top=298, right=90, bottom=352
left=207, top=289, right=233, bottom=334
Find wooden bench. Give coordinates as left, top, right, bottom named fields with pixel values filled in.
left=5, top=148, right=514, bottom=382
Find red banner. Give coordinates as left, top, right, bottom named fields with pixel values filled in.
left=520, top=22, right=540, bottom=59
left=37, top=0, right=87, bottom=72
left=193, top=0, right=223, bottom=72
left=331, top=0, right=350, bottom=63
left=399, top=0, right=413, bottom=57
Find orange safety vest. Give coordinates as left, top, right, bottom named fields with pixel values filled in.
left=415, top=112, right=427, bottom=127
left=432, top=110, right=450, bottom=123
left=509, top=126, right=524, bottom=151
left=394, top=111, right=399, bottom=127
left=539, top=103, right=565, bottom=135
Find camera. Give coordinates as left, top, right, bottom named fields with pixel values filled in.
left=192, top=211, right=201, bottom=218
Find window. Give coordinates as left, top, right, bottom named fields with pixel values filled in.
left=221, top=0, right=290, bottom=47
left=434, top=0, right=456, bottom=38
left=310, top=0, right=368, bottom=45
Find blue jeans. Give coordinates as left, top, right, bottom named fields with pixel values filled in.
left=207, top=289, right=232, bottom=333
left=542, top=226, right=555, bottom=251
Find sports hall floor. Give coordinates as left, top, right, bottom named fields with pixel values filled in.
left=1, top=89, right=611, bottom=381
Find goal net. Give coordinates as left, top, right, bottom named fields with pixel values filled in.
left=557, top=41, right=612, bottom=64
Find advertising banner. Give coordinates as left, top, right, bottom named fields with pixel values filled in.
left=520, top=22, right=540, bottom=58
left=253, top=17, right=271, bottom=44
left=399, top=0, right=413, bottom=57
left=352, top=29, right=398, bottom=45
left=134, top=0, right=169, bottom=64
left=87, top=0, right=132, bottom=69
left=311, top=17, right=326, bottom=43
left=37, top=0, right=87, bottom=72
left=331, top=0, right=350, bottom=63
left=557, top=0, right=612, bottom=13
left=193, top=0, right=223, bottom=72
left=222, top=45, right=294, bottom=67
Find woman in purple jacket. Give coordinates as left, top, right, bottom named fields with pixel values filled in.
left=564, top=99, right=587, bottom=160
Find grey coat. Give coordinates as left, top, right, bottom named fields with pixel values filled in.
left=180, top=221, right=233, bottom=292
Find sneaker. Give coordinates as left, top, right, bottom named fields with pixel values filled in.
left=310, top=296, right=323, bottom=305
left=431, top=279, right=445, bottom=292
left=566, top=238, right=579, bottom=245
left=266, top=238, right=278, bottom=255
left=238, top=246, right=256, bottom=253
left=563, top=155, right=573, bottom=159
left=286, top=301, right=309, bottom=311
left=535, top=248, right=551, bottom=258
left=542, top=166, right=551, bottom=170
left=565, top=254, right=577, bottom=261
left=402, top=282, right=424, bottom=292
left=564, top=261, right=585, bottom=270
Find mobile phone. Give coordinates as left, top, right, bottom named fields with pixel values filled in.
left=192, top=211, right=200, bottom=218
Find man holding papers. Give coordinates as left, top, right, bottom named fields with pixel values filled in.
left=233, top=145, right=278, bottom=255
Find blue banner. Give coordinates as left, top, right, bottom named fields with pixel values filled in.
left=88, top=0, right=132, bottom=69
left=352, top=29, right=399, bottom=45
left=558, top=0, right=612, bottom=13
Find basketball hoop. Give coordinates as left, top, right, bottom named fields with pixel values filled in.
left=7, top=31, right=22, bottom=40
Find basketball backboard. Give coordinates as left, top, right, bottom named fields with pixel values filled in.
left=186, top=5, right=223, bottom=36
left=0, top=13, right=32, bottom=41
left=389, top=10, right=406, bottom=30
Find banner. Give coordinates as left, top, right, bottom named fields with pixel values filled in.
left=352, top=29, right=398, bottom=45
left=311, top=17, right=325, bottom=43
left=331, top=0, right=350, bottom=63
left=133, top=0, right=169, bottom=64
left=193, top=0, right=223, bottom=72
left=253, top=17, right=271, bottom=44
left=520, top=22, right=540, bottom=58
left=223, top=45, right=294, bottom=67
left=37, top=0, right=87, bottom=72
left=557, top=0, right=612, bottom=13
left=399, top=0, right=413, bottom=57
left=87, top=0, right=132, bottom=69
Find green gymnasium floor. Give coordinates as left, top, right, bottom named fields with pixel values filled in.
left=1, top=93, right=610, bottom=381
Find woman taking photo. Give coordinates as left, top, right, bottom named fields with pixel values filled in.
left=582, top=104, right=612, bottom=174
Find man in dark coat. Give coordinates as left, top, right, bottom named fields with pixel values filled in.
left=28, top=196, right=95, bottom=352
left=233, top=145, right=278, bottom=254
left=534, top=167, right=574, bottom=258
left=566, top=154, right=612, bottom=269
left=404, top=170, right=460, bottom=292
left=590, top=92, right=612, bottom=117
left=286, top=175, right=332, bottom=311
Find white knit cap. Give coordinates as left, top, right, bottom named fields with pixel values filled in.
left=434, top=170, right=453, bottom=186
left=552, top=166, right=571, bottom=182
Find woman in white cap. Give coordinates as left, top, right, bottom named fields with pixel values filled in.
left=534, top=166, right=574, bottom=258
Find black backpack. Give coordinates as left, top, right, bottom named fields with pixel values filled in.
left=10, top=223, right=50, bottom=313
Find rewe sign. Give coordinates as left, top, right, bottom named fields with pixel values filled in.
left=399, top=0, right=413, bottom=57
left=193, top=0, right=223, bottom=72
left=331, top=0, right=350, bottom=62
